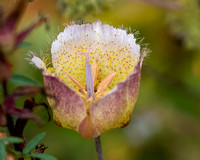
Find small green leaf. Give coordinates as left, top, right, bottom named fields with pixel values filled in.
left=0, top=127, right=7, bottom=132
left=6, top=147, right=22, bottom=157
left=23, top=132, right=46, bottom=154
left=18, top=42, right=31, bottom=48
left=0, top=142, right=6, bottom=160
left=10, top=74, right=41, bottom=86
left=30, top=153, right=57, bottom=160
left=0, top=136, right=23, bottom=144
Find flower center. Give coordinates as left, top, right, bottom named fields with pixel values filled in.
left=48, top=40, right=138, bottom=92
left=78, top=47, right=95, bottom=99
left=66, top=47, right=116, bottom=102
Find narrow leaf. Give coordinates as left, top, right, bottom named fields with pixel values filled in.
left=23, top=132, right=46, bottom=154
left=10, top=74, right=41, bottom=86
left=18, top=42, right=31, bottom=48
left=0, top=136, right=23, bottom=144
left=0, top=142, right=6, bottom=160
left=29, top=153, right=57, bottom=160
left=16, top=14, right=48, bottom=46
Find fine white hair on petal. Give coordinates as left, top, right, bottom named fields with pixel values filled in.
left=51, top=20, right=140, bottom=65
left=30, top=55, right=46, bottom=72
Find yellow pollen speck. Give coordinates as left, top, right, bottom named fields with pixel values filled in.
left=51, top=40, right=138, bottom=91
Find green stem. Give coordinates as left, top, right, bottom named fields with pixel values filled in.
left=94, top=136, right=104, bottom=160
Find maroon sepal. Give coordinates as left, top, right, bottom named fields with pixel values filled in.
left=4, top=96, right=42, bottom=124
left=12, top=85, right=44, bottom=98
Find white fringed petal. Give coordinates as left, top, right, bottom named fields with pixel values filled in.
left=50, top=20, right=141, bottom=90
left=51, top=20, right=140, bottom=64
left=30, top=55, right=46, bottom=72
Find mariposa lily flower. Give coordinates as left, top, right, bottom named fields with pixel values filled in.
left=30, top=21, right=146, bottom=139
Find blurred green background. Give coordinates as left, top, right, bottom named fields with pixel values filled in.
left=2, top=0, right=200, bottom=159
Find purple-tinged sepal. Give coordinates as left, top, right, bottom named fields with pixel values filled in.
left=78, top=57, right=143, bottom=139
left=44, top=75, right=86, bottom=130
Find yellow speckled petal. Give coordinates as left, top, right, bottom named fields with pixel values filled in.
left=51, top=21, right=140, bottom=90
left=43, top=75, right=86, bottom=130
left=67, top=72, right=86, bottom=93
left=46, top=67, right=55, bottom=75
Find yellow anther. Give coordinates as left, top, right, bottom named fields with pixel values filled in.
left=91, top=62, right=98, bottom=87
left=95, top=91, right=109, bottom=101
left=63, top=46, right=118, bottom=102
left=67, top=73, right=86, bottom=93
left=97, top=72, right=116, bottom=93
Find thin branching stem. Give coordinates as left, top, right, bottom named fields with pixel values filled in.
left=2, top=80, right=24, bottom=160
left=2, top=81, right=8, bottom=98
